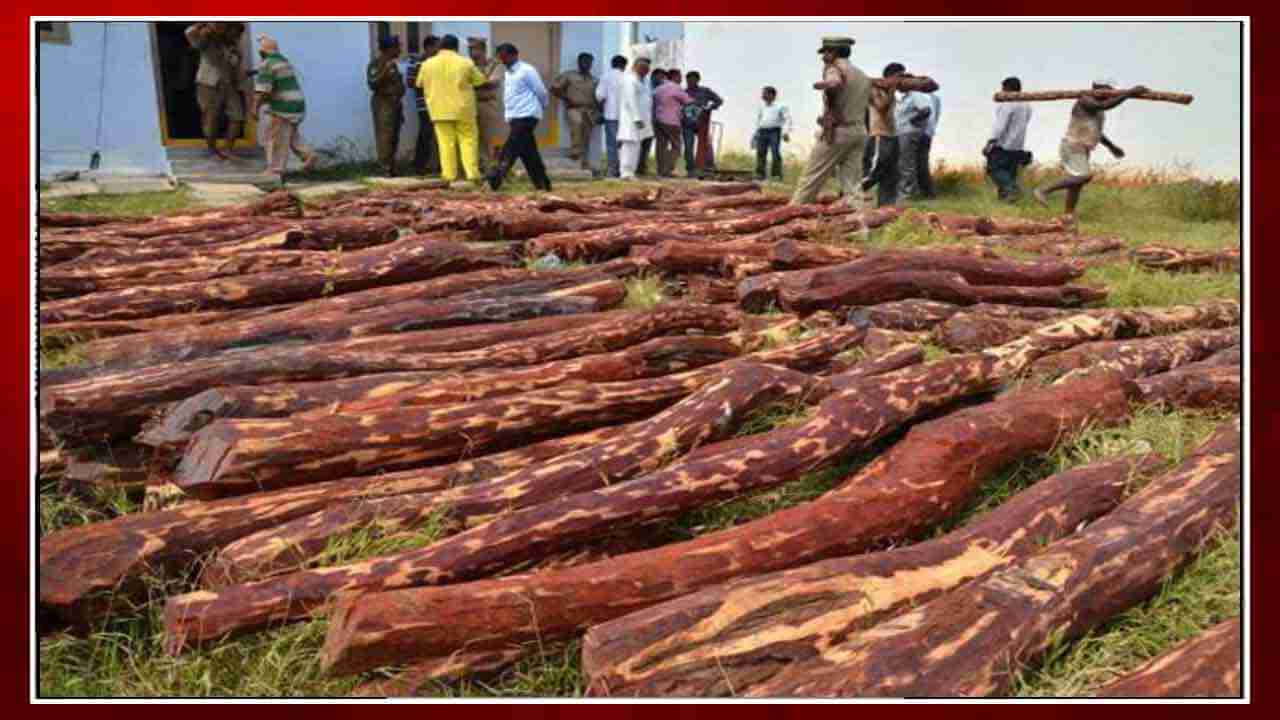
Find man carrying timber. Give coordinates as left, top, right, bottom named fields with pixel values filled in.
left=861, top=62, right=903, bottom=207
left=367, top=35, right=406, bottom=177
left=551, top=53, right=600, bottom=172
left=790, top=36, right=872, bottom=207
left=1033, top=78, right=1148, bottom=221
left=185, top=22, right=248, bottom=160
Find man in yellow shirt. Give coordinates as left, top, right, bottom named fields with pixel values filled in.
left=416, top=34, right=491, bottom=184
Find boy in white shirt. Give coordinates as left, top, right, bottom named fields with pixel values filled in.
left=753, top=86, right=792, bottom=181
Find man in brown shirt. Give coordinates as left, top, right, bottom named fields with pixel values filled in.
left=1034, top=79, right=1148, bottom=221
left=551, top=53, right=600, bottom=171
left=790, top=36, right=872, bottom=207
left=469, top=37, right=507, bottom=173
left=184, top=22, right=247, bottom=160
left=860, top=62, right=903, bottom=207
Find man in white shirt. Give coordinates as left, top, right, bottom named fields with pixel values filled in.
left=983, top=76, right=1034, bottom=201
left=917, top=91, right=941, bottom=198
left=617, top=56, right=654, bottom=180
left=595, top=55, right=628, bottom=178
left=486, top=43, right=552, bottom=191
left=894, top=81, right=932, bottom=202
left=754, top=86, right=792, bottom=181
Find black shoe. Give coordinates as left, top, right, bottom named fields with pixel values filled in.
left=486, top=172, right=501, bottom=191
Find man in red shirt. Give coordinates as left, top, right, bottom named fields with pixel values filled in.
left=652, top=70, right=693, bottom=177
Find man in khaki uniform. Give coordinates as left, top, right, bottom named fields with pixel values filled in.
left=551, top=53, right=600, bottom=171
left=790, top=37, right=872, bottom=207
left=184, top=22, right=247, bottom=160
left=367, top=35, right=406, bottom=176
left=469, top=37, right=507, bottom=173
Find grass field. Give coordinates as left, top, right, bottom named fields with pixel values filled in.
left=37, top=161, right=1242, bottom=698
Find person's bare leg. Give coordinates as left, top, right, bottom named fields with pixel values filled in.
left=1064, top=183, right=1086, bottom=222
left=1034, top=174, right=1089, bottom=208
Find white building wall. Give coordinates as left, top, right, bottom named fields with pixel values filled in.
left=682, top=21, right=1242, bottom=179
left=38, top=22, right=170, bottom=178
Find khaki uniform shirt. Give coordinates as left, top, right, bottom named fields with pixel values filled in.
left=552, top=71, right=599, bottom=109
left=367, top=56, right=406, bottom=100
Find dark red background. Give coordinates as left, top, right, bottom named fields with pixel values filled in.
left=7, top=5, right=1265, bottom=709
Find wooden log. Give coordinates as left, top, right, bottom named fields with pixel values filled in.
left=779, top=270, right=1105, bottom=314
left=738, top=250, right=1087, bottom=312
left=684, top=194, right=788, bottom=212
left=39, top=211, right=149, bottom=227
left=1132, top=245, right=1240, bottom=273
left=139, top=333, right=753, bottom=452
left=40, top=305, right=301, bottom=343
left=414, top=210, right=618, bottom=239
left=845, top=299, right=963, bottom=331
left=1094, top=618, right=1241, bottom=698
left=39, top=235, right=514, bottom=324
left=525, top=226, right=705, bottom=262
left=202, top=362, right=821, bottom=587
left=41, top=293, right=625, bottom=445
left=198, top=325, right=863, bottom=583
left=862, top=328, right=928, bottom=356
left=40, top=423, right=643, bottom=625
left=314, top=345, right=1138, bottom=676
left=821, top=342, right=925, bottom=378
left=172, top=324, right=748, bottom=497
left=684, top=275, right=738, bottom=304
left=1134, top=364, right=1241, bottom=411
left=874, top=75, right=939, bottom=93
left=747, top=419, right=1239, bottom=697
left=74, top=262, right=644, bottom=367
left=1030, top=327, right=1240, bottom=382
left=41, top=251, right=334, bottom=298
left=581, top=454, right=1161, bottom=696
left=768, top=238, right=863, bottom=270
left=648, top=240, right=773, bottom=275
left=994, top=89, right=1194, bottom=105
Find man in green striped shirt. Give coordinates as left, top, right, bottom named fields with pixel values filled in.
left=251, top=34, right=317, bottom=177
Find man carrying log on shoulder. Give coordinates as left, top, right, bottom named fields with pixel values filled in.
left=1033, top=78, right=1148, bottom=221
left=790, top=36, right=871, bottom=208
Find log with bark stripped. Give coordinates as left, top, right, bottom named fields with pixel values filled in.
left=74, top=261, right=645, bottom=367
left=1134, top=361, right=1241, bottom=411
left=42, top=292, right=626, bottom=444
left=1029, top=327, right=1240, bottom=381
left=581, top=454, right=1161, bottom=696
left=40, top=235, right=513, bottom=324
left=1132, top=245, right=1240, bottom=273
left=39, top=212, right=149, bottom=227
left=738, top=251, right=1087, bottom=311
left=313, top=332, right=1139, bottom=676
left=994, top=89, right=1194, bottom=105
left=768, top=238, right=863, bottom=270
left=747, top=419, right=1239, bottom=697
left=139, top=333, right=755, bottom=451
left=202, top=362, right=821, bottom=586
left=778, top=270, right=1105, bottom=314
left=1094, top=618, right=1241, bottom=698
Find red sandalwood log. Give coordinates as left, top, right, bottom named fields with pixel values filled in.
left=1094, top=618, right=1241, bottom=698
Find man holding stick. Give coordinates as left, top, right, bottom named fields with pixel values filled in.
left=1033, top=79, right=1148, bottom=220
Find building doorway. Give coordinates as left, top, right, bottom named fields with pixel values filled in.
left=152, top=22, right=256, bottom=147
left=490, top=22, right=561, bottom=148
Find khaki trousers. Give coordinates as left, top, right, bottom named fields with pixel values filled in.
left=266, top=114, right=312, bottom=174
left=791, top=126, right=867, bottom=207
left=197, top=83, right=245, bottom=140
left=566, top=107, right=593, bottom=167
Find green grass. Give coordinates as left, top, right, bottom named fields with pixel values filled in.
left=621, top=274, right=670, bottom=310
left=36, top=167, right=1241, bottom=698
left=42, top=188, right=204, bottom=217
left=40, top=331, right=89, bottom=370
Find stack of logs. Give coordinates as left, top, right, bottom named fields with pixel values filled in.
left=37, top=181, right=1241, bottom=698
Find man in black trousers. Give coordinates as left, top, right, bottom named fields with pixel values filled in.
left=486, top=43, right=553, bottom=191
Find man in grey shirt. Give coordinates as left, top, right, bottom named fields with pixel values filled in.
left=983, top=77, right=1033, bottom=201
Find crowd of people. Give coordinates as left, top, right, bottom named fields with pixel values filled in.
left=188, top=24, right=1144, bottom=217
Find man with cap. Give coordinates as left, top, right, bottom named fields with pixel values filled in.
left=1033, top=78, right=1148, bottom=221
left=551, top=53, right=600, bottom=172
left=469, top=36, right=507, bottom=173
left=617, top=56, right=655, bottom=180
left=416, top=34, right=490, bottom=185
left=486, top=43, right=553, bottom=192
left=405, top=34, right=441, bottom=176
left=184, top=22, right=248, bottom=160
left=367, top=34, right=406, bottom=176
left=790, top=36, right=872, bottom=207
left=250, top=33, right=316, bottom=178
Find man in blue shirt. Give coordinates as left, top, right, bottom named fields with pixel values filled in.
left=486, top=43, right=552, bottom=192
left=894, top=80, right=932, bottom=202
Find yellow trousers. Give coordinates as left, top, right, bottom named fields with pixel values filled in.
left=433, top=119, right=481, bottom=182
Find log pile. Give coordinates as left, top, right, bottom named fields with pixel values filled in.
left=36, top=182, right=1242, bottom=697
